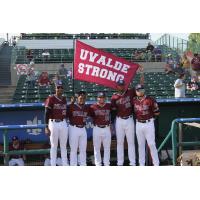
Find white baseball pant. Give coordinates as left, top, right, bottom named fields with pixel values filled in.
left=136, top=119, right=159, bottom=166
left=9, top=158, right=24, bottom=166
left=93, top=126, right=111, bottom=166
left=44, top=157, right=63, bottom=166
left=116, top=117, right=136, bottom=166
left=48, top=120, right=69, bottom=166
left=69, top=125, right=87, bottom=166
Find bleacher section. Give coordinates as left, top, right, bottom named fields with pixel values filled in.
left=20, top=33, right=150, bottom=40
left=14, top=48, right=153, bottom=64
left=13, top=72, right=200, bottom=103
left=13, top=33, right=153, bottom=64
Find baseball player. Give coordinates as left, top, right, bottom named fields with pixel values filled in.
left=44, top=82, right=68, bottom=166
left=111, top=79, right=136, bottom=166
left=68, top=91, right=90, bottom=166
left=132, top=84, right=160, bottom=166
left=43, top=142, right=63, bottom=166
left=90, top=92, right=111, bottom=166
left=9, top=136, right=25, bottom=166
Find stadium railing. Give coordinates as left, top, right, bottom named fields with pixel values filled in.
left=155, top=34, right=188, bottom=55
left=158, top=118, right=200, bottom=165
left=20, top=33, right=150, bottom=40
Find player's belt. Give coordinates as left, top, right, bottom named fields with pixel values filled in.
left=137, top=119, right=151, bottom=123
left=51, top=119, right=64, bottom=122
left=119, top=115, right=132, bottom=120
left=71, top=124, right=85, bottom=128
left=96, top=125, right=110, bottom=128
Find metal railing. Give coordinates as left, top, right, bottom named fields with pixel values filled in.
left=155, top=34, right=188, bottom=55
left=0, top=124, right=47, bottom=166
left=158, top=118, right=200, bottom=165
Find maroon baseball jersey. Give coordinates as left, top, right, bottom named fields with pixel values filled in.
left=68, top=103, right=90, bottom=126
left=9, top=143, right=24, bottom=159
left=90, top=103, right=111, bottom=126
left=132, top=96, right=159, bottom=120
left=45, top=95, right=67, bottom=120
left=111, top=88, right=136, bottom=117
left=191, top=57, right=200, bottom=70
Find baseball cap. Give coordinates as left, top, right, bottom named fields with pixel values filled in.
left=55, top=80, right=63, bottom=89
left=12, top=136, right=19, bottom=141
left=97, top=92, right=106, bottom=98
left=117, top=79, right=125, bottom=86
left=77, top=91, right=86, bottom=97
left=135, top=84, right=144, bottom=90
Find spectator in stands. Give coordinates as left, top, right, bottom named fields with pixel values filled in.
left=187, top=76, right=199, bottom=91
left=174, top=63, right=185, bottom=75
left=174, top=73, right=186, bottom=98
left=146, top=42, right=154, bottom=61
left=67, top=68, right=72, bottom=79
left=42, top=49, right=50, bottom=62
left=51, top=73, right=62, bottom=86
left=165, top=54, right=176, bottom=74
left=30, top=58, right=35, bottom=65
left=26, top=67, right=37, bottom=88
left=180, top=53, right=190, bottom=75
left=26, top=49, right=33, bottom=63
left=58, top=63, right=68, bottom=78
left=9, top=136, right=26, bottom=166
left=12, top=37, right=16, bottom=47
left=153, top=46, right=162, bottom=62
left=38, top=71, right=51, bottom=86
left=133, top=50, right=145, bottom=61
left=191, top=53, right=200, bottom=72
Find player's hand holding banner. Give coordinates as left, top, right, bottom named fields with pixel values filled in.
left=74, top=40, right=139, bottom=90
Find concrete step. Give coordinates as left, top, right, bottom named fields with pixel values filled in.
left=0, top=94, right=13, bottom=99
left=0, top=99, right=12, bottom=104
left=0, top=86, right=16, bottom=103
left=0, top=88, right=15, bottom=94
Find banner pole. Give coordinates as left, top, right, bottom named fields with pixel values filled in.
left=72, top=38, right=76, bottom=96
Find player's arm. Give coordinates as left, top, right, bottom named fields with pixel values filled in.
left=70, top=96, right=76, bottom=104
left=44, top=97, right=53, bottom=136
left=44, top=107, right=51, bottom=136
left=152, top=99, right=160, bottom=117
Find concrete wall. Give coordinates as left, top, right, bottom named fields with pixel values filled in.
left=17, top=39, right=152, bottom=49
left=11, top=62, right=165, bottom=86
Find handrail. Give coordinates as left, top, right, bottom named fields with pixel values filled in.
left=158, top=118, right=200, bottom=165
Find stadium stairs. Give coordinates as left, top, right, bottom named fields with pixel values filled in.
left=0, top=45, right=12, bottom=85
left=0, top=45, right=16, bottom=104
left=0, top=86, right=16, bottom=104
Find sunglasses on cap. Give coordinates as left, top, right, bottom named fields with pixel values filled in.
left=136, top=89, right=145, bottom=92
left=56, top=86, right=63, bottom=89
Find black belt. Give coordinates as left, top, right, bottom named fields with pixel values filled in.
left=96, top=125, right=110, bottom=128
left=71, top=124, right=85, bottom=128
left=119, top=115, right=132, bottom=120
left=137, top=119, right=151, bottom=123
left=51, top=119, right=64, bottom=122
